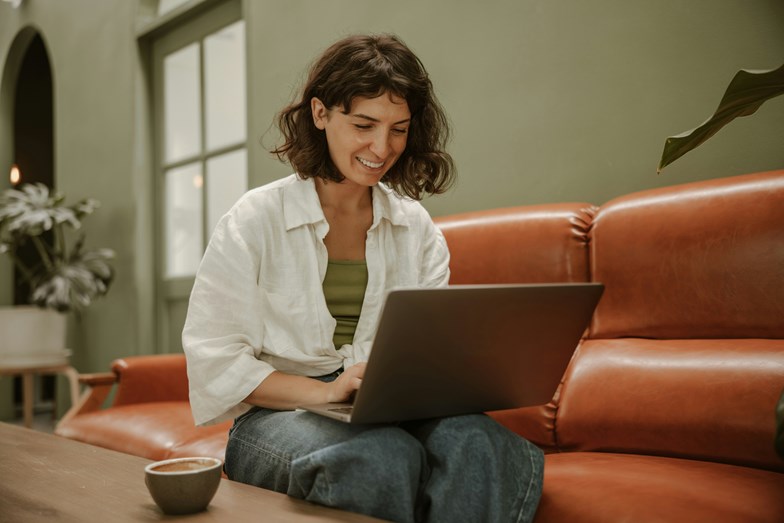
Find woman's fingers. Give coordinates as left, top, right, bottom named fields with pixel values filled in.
left=326, top=363, right=366, bottom=402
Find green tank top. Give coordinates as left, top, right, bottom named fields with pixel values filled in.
left=322, top=259, right=369, bottom=348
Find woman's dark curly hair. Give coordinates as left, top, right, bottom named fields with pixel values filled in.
left=272, top=34, right=455, bottom=200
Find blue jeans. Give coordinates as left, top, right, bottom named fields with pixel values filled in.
left=224, top=379, right=544, bottom=523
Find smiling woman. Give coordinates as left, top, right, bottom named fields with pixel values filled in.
left=311, top=94, right=411, bottom=191
left=182, top=33, right=544, bottom=523
left=272, top=34, right=455, bottom=201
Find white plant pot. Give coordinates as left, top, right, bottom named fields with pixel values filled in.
left=0, top=306, right=70, bottom=367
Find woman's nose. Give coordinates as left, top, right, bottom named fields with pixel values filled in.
left=369, top=130, right=391, bottom=158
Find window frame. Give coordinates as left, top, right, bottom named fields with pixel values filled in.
left=148, top=0, right=246, bottom=351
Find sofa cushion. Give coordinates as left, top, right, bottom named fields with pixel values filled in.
left=590, top=170, right=784, bottom=339
left=555, top=338, right=784, bottom=471
left=489, top=396, right=562, bottom=452
left=534, top=452, right=784, bottom=523
left=55, top=401, right=230, bottom=462
left=436, top=203, right=594, bottom=284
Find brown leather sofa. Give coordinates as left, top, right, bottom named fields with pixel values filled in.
left=56, top=170, right=784, bottom=522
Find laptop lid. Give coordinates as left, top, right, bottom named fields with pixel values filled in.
left=301, top=283, right=603, bottom=424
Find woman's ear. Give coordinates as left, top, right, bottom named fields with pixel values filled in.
left=311, top=97, right=328, bottom=130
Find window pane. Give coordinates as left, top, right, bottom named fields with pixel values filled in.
left=206, top=149, right=247, bottom=238
left=164, top=44, right=201, bottom=163
left=165, top=162, right=203, bottom=277
left=204, top=21, right=246, bottom=151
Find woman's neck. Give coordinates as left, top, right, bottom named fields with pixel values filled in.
left=315, top=177, right=372, bottom=213
left=314, top=177, right=373, bottom=260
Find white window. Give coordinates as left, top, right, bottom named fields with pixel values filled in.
left=148, top=0, right=246, bottom=352
left=154, top=7, right=247, bottom=279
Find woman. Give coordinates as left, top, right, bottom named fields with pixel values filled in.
left=183, top=34, right=543, bottom=523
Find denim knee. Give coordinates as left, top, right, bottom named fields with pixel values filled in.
left=407, top=414, right=544, bottom=523
left=289, top=426, right=426, bottom=523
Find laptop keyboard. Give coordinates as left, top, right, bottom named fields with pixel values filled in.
left=328, top=407, right=354, bottom=415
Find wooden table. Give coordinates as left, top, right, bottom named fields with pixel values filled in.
left=0, top=423, right=386, bottom=522
left=0, top=363, right=80, bottom=428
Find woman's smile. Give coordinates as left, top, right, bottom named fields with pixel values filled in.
left=356, top=157, right=385, bottom=169
left=312, top=93, right=411, bottom=189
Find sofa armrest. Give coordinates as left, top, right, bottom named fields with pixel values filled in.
left=111, top=354, right=190, bottom=406
left=79, top=372, right=118, bottom=387
left=56, top=354, right=189, bottom=431
left=56, top=372, right=118, bottom=427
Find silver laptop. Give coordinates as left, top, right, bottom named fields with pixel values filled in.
left=300, top=283, right=604, bottom=424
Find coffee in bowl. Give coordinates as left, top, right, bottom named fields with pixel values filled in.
left=144, top=457, right=222, bottom=515
left=151, top=459, right=215, bottom=473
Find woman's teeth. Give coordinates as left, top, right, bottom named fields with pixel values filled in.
left=357, top=157, right=384, bottom=169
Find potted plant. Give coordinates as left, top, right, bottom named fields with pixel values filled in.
left=0, top=183, right=115, bottom=366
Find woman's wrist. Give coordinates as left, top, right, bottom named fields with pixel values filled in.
left=245, top=371, right=331, bottom=410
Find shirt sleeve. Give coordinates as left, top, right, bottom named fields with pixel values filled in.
left=417, top=207, right=451, bottom=288
left=182, top=200, right=276, bottom=426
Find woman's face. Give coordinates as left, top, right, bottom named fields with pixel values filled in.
left=312, top=93, right=411, bottom=189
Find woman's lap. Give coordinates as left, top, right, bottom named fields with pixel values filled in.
left=225, top=408, right=543, bottom=523
left=225, top=407, right=379, bottom=489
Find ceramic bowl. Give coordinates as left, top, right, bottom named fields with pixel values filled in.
left=144, top=457, right=222, bottom=515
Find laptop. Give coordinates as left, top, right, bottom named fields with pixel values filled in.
left=299, top=282, right=604, bottom=424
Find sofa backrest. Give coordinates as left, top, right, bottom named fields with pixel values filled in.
left=555, top=170, right=784, bottom=471
left=436, top=203, right=594, bottom=284
left=589, top=170, right=784, bottom=340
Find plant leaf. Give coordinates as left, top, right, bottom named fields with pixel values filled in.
left=0, top=183, right=80, bottom=236
left=30, top=247, right=115, bottom=312
left=1, top=183, right=113, bottom=312
left=658, top=63, right=784, bottom=173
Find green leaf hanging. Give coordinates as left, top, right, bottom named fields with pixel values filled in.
left=658, top=63, right=784, bottom=173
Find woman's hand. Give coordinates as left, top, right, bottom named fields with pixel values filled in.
left=244, top=362, right=367, bottom=410
left=326, top=362, right=366, bottom=403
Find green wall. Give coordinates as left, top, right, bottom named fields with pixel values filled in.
left=247, top=0, right=784, bottom=216
left=0, top=0, right=782, bottom=418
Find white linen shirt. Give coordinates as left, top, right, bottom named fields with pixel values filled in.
left=182, top=174, right=451, bottom=426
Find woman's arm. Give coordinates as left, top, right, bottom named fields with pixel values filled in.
left=244, top=362, right=366, bottom=410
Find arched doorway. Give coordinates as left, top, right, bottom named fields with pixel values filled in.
left=1, top=27, right=55, bottom=303
left=0, top=27, right=55, bottom=422
left=11, top=33, right=54, bottom=305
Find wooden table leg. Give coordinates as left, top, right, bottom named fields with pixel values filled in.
left=22, top=372, right=34, bottom=429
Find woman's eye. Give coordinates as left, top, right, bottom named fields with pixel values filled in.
left=354, top=124, right=372, bottom=130
left=392, top=128, right=408, bottom=135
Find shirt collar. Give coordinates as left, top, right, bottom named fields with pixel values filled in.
left=282, top=175, right=411, bottom=231
left=283, top=176, right=326, bottom=231
left=371, top=182, right=410, bottom=228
